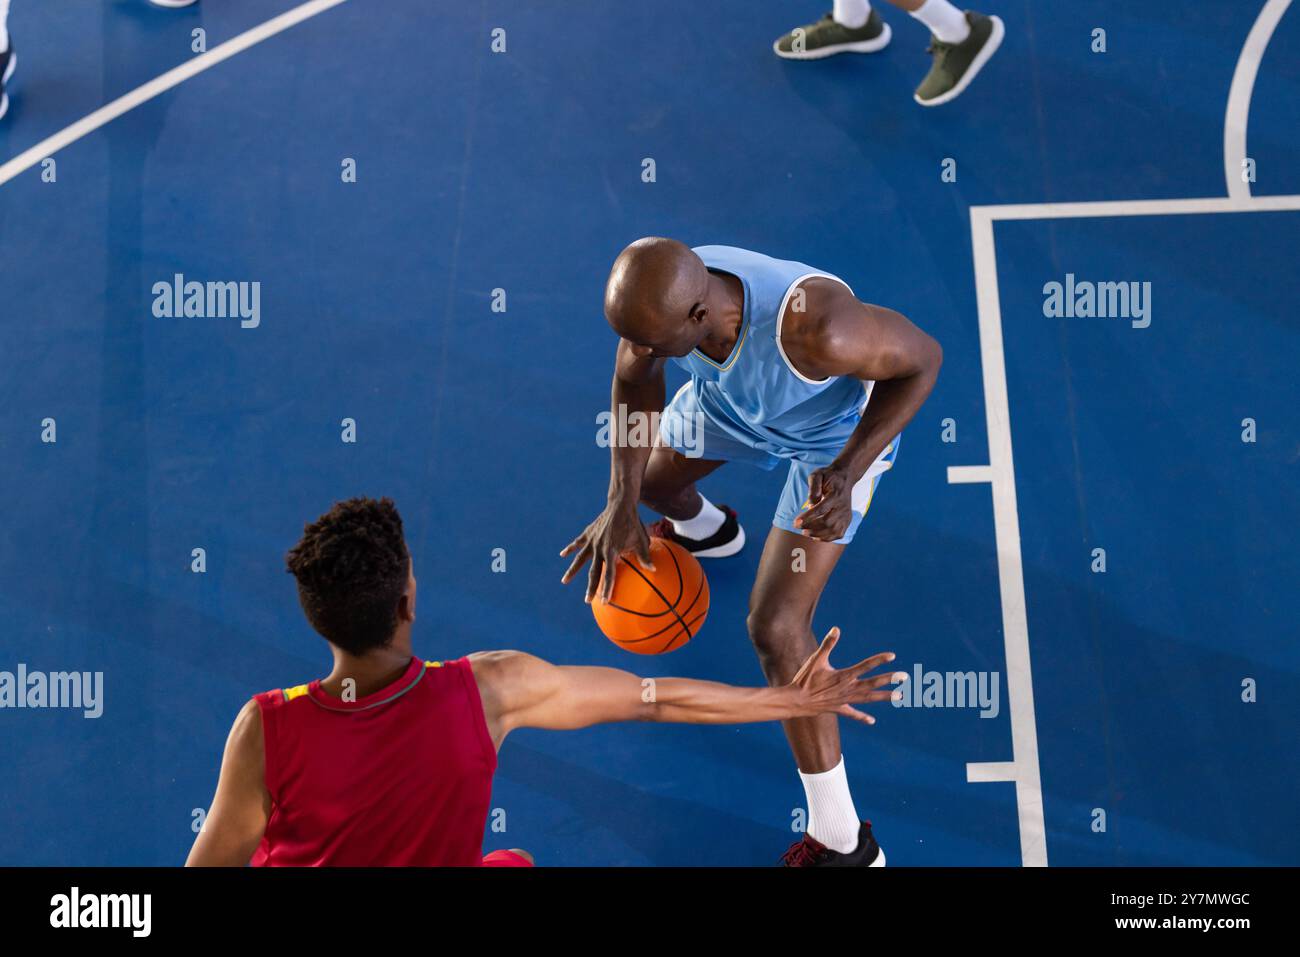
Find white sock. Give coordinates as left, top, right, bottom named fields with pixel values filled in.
left=799, top=756, right=861, bottom=854
left=833, top=0, right=871, bottom=29
left=670, top=494, right=725, bottom=540
left=0, top=0, right=10, bottom=54
left=909, top=0, right=970, bottom=44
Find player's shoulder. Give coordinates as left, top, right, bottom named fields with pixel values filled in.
left=780, top=276, right=859, bottom=349
left=252, top=684, right=309, bottom=712
left=228, top=697, right=266, bottom=749
left=466, top=649, right=539, bottom=683
left=465, top=651, right=553, bottom=724
left=690, top=243, right=742, bottom=258
left=466, top=650, right=562, bottom=698
left=692, top=243, right=773, bottom=270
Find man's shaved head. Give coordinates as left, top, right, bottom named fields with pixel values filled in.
left=604, top=237, right=711, bottom=354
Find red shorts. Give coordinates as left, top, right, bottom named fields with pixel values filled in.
left=482, top=849, right=533, bottom=867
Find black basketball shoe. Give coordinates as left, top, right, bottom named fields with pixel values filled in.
left=781, top=821, right=886, bottom=867
left=647, top=505, right=745, bottom=558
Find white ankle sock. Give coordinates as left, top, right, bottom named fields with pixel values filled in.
left=910, top=0, right=970, bottom=44
left=799, top=756, right=861, bottom=854
left=0, top=0, right=10, bottom=54
left=670, top=495, right=725, bottom=540
left=833, top=0, right=871, bottom=29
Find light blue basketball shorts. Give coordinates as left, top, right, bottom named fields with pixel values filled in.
left=658, top=381, right=900, bottom=546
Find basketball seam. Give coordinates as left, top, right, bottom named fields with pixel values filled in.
left=660, top=608, right=708, bottom=653
left=617, top=546, right=691, bottom=646
left=618, top=554, right=689, bottom=642
left=609, top=574, right=708, bottom=645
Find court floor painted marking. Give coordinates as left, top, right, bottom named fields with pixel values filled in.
left=947, top=465, right=993, bottom=484
left=1225, top=0, right=1293, bottom=199
left=0, top=0, right=350, bottom=188
left=965, top=193, right=1300, bottom=867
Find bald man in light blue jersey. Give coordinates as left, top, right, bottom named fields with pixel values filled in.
left=562, top=237, right=942, bottom=866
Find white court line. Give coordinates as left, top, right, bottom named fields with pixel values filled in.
left=967, top=762, right=1016, bottom=784
left=0, top=0, right=350, bottom=188
left=1225, top=0, right=1293, bottom=199
left=966, top=192, right=1300, bottom=868
left=974, top=193, right=1300, bottom=221
left=967, top=207, right=1047, bottom=867
left=947, top=465, right=993, bottom=484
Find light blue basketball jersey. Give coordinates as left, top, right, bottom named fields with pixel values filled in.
left=670, top=245, right=873, bottom=460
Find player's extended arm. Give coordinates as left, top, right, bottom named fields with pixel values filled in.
left=560, top=340, right=666, bottom=602
left=784, top=279, right=943, bottom=541
left=606, top=339, right=667, bottom=508
left=470, top=627, right=902, bottom=748
left=185, top=699, right=272, bottom=867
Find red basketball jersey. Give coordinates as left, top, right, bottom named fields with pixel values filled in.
left=249, top=656, right=496, bottom=866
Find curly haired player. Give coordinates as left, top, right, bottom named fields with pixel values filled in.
left=186, top=497, right=903, bottom=867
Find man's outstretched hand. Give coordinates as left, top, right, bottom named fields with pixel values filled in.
left=787, top=627, right=905, bottom=724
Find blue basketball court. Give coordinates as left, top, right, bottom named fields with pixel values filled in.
left=0, top=0, right=1295, bottom=866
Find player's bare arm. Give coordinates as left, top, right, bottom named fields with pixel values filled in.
left=470, top=626, right=902, bottom=748
left=185, top=699, right=271, bottom=867
left=560, top=339, right=666, bottom=603
left=781, top=278, right=942, bottom=543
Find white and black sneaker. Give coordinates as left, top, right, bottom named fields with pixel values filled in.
left=648, top=505, right=746, bottom=559
left=781, top=821, right=886, bottom=867
left=0, top=45, right=16, bottom=122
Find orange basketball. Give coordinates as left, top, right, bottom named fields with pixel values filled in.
left=591, top=537, right=709, bottom=654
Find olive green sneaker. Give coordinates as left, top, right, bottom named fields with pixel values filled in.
left=913, top=11, right=1004, bottom=107
left=773, top=9, right=892, bottom=61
